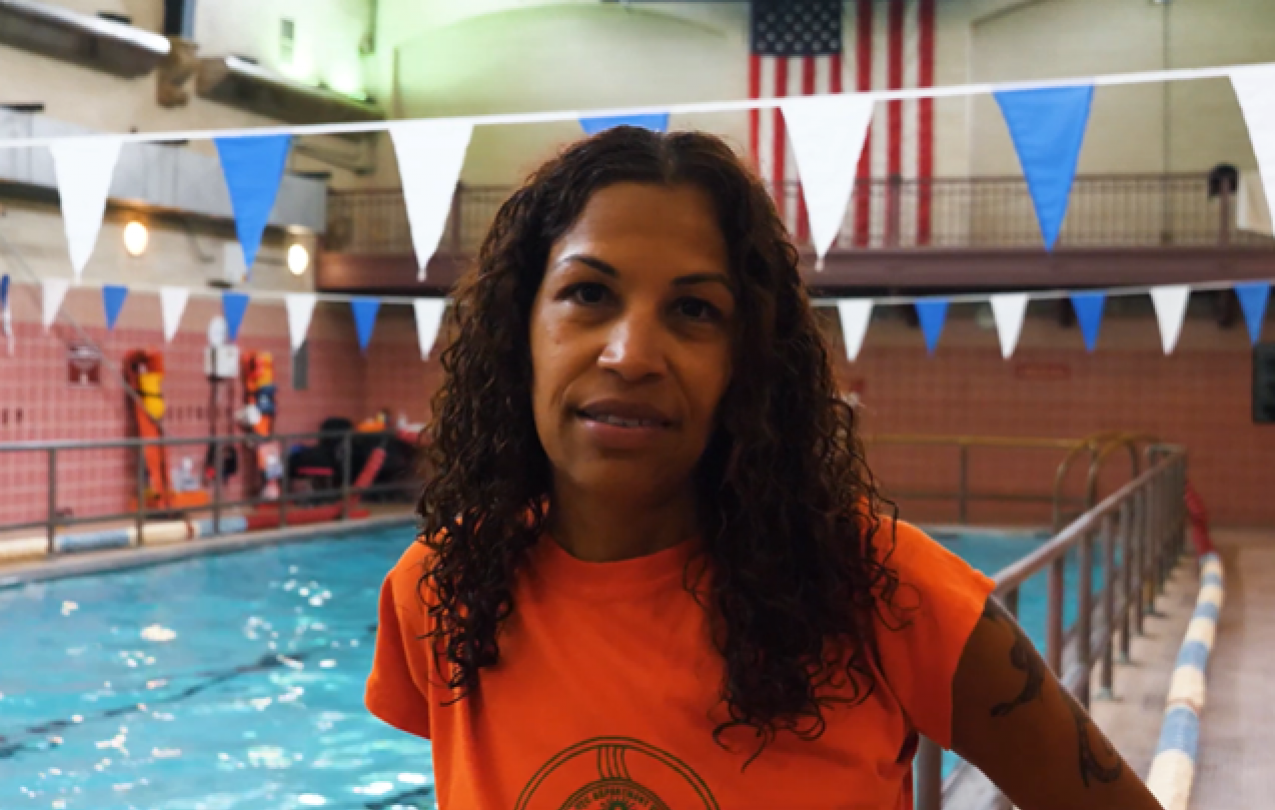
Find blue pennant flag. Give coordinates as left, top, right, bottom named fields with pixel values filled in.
left=102, top=285, right=128, bottom=331
left=215, top=135, right=292, bottom=275
left=1235, top=282, right=1270, bottom=345
left=222, top=291, right=250, bottom=342
left=915, top=299, right=949, bottom=356
left=994, top=85, right=1094, bottom=250
left=1071, top=292, right=1106, bottom=352
left=579, top=113, right=669, bottom=136
left=350, top=298, right=381, bottom=353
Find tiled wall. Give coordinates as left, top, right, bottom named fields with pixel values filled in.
left=832, top=305, right=1275, bottom=529
left=2, top=287, right=1271, bottom=532
left=0, top=288, right=370, bottom=528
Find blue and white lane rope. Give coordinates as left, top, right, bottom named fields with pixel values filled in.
left=1145, top=552, right=1224, bottom=810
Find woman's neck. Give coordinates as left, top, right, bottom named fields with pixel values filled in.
left=547, top=481, right=700, bottom=563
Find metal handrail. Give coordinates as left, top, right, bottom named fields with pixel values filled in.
left=919, top=444, right=1188, bottom=810
left=0, top=428, right=421, bottom=554
left=866, top=433, right=1111, bottom=526
left=1049, top=432, right=1159, bottom=531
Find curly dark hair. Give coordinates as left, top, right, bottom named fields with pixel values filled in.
left=417, top=126, right=902, bottom=760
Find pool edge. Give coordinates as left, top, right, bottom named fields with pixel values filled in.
left=0, top=514, right=418, bottom=590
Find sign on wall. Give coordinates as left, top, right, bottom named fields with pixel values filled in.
left=67, top=343, right=101, bottom=387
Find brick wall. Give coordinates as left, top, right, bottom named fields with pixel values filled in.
left=2, top=286, right=1271, bottom=532
left=830, top=303, right=1275, bottom=529
left=0, top=288, right=370, bottom=527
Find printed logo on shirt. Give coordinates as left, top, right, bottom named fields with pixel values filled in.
left=514, top=737, right=720, bottom=810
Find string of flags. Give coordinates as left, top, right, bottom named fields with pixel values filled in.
left=31, top=277, right=451, bottom=361
left=3, top=62, right=1271, bottom=286
left=15, top=274, right=1271, bottom=364
left=833, top=280, right=1271, bottom=361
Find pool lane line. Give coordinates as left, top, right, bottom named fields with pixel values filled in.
left=0, top=624, right=378, bottom=761
left=1144, top=552, right=1224, bottom=810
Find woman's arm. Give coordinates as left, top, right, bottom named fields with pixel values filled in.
left=950, top=597, right=1164, bottom=810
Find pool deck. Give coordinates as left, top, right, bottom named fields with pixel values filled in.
left=1186, top=529, right=1275, bottom=810
left=1080, top=529, right=1275, bottom=810
left=1085, top=547, right=1199, bottom=779
left=0, top=505, right=416, bottom=586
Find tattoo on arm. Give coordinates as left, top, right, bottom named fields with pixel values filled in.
left=981, top=601, right=1046, bottom=718
left=1065, top=689, right=1125, bottom=786
left=980, top=599, right=1125, bottom=788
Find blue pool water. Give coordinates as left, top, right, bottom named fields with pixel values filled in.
left=0, top=527, right=1096, bottom=807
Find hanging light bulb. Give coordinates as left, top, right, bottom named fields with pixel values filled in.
left=287, top=243, right=310, bottom=276
left=123, top=221, right=149, bottom=257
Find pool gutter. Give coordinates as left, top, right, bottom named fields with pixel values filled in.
left=0, top=513, right=417, bottom=590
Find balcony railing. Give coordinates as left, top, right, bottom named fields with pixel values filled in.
left=325, top=174, right=1274, bottom=258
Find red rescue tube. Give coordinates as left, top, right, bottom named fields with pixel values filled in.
left=1185, top=481, right=1216, bottom=557
left=243, top=504, right=371, bottom=531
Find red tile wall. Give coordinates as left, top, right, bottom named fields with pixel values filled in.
left=2, top=288, right=1271, bottom=532
left=831, top=307, right=1275, bottom=528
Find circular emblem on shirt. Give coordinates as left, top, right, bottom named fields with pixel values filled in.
left=514, top=737, right=720, bottom=810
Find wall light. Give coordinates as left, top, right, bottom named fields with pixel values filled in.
left=123, top=221, right=149, bottom=257
left=287, top=243, right=311, bottom=276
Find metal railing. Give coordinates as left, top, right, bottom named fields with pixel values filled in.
left=917, top=445, right=1189, bottom=810
left=325, top=174, right=1275, bottom=257
left=0, top=429, right=418, bottom=555
left=865, top=432, right=1154, bottom=528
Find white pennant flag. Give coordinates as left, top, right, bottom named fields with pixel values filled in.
left=413, top=298, right=447, bottom=361
left=990, top=293, right=1030, bottom=359
left=836, top=299, right=874, bottom=362
left=1150, top=285, right=1191, bottom=355
left=41, top=278, right=70, bottom=332
left=49, top=138, right=122, bottom=280
left=285, top=294, right=317, bottom=352
left=781, top=95, right=876, bottom=267
left=389, top=120, right=474, bottom=281
left=158, top=287, right=189, bottom=343
left=1232, top=66, right=1275, bottom=232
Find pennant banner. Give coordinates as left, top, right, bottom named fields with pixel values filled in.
left=782, top=96, right=876, bottom=265
left=159, top=287, right=189, bottom=344
left=1150, top=285, right=1191, bottom=355
left=102, top=284, right=128, bottom=331
left=41, top=278, right=70, bottom=332
left=990, top=293, right=1030, bottom=359
left=350, top=297, right=381, bottom=353
left=389, top=120, right=474, bottom=281
left=836, top=299, right=874, bottom=362
left=413, top=298, right=447, bottom=361
left=50, top=138, right=122, bottom=280
left=994, top=85, right=1094, bottom=250
left=1071, top=291, right=1106, bottom=352
left=285, top=293, right=317, bottom=352
left=215, top=135, right=292, bottom=274
left=915, top=299, right=949, bottom=356
left=579, top=113, right=670, bottom=136
left=1231, top=66, right=1275, bottom=239
left=222, top=291, right=250, bottom=342
left=1235, top=282, right=1270, bottom=345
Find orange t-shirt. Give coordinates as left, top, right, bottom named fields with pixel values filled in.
left=366, top=520, right=994, bottom=810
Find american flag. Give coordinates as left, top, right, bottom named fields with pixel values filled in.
left=749, top=0, right=937, bottom=248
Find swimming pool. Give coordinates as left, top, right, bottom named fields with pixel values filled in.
left=0, top=526, right=1096, bottom=808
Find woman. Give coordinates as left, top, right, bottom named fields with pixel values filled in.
left=367, top=127, right=1162, bottom=810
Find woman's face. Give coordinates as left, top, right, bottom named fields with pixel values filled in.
left=529, top=182, right=736, bottom=502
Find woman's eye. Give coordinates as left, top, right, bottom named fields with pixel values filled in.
left=565, top=283, right=611, bottom=306
left=674, top=298, right=721, bottom=322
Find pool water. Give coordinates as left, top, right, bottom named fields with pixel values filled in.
left=0, top=527, right=1097, bottom=808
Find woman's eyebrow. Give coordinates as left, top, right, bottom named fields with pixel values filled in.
left=556, top=253, right=618, bottom=277
left=558, top=254, right=732, bottom=291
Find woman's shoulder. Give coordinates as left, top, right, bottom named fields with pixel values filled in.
left=383, top=532, right=439, bottom=603
left=869, top=515, right=995, bottom=612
